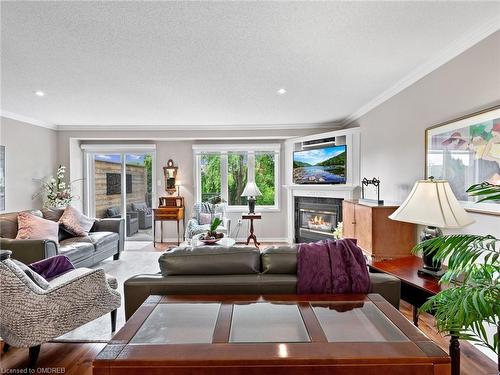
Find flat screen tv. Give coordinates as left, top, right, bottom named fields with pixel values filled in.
left=293, top=145, right=346, bottom=184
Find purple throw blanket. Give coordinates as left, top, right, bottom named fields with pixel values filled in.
left=297, top=239, right=370, bottom=294
left=29, top=255, right=75, bottom=281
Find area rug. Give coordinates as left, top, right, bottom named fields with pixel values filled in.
left=53, top=250, right=161, bottom=342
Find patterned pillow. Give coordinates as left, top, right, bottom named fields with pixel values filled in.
left=199, top=213, right=212, bottom=225
left=16, top=211, right=59, bottom=243
left=59, top=206, right=95, bottom=236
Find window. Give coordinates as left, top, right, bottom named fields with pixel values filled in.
left=200, top=154, right=221, bottom=202
left=194, top=145, right=280, bottom=210
left=255, top=152, right=275, bottom=206
left=228, top=152, right=248, bottom=206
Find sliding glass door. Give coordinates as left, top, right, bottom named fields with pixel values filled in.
left=84, top=147, right=155, bottom=241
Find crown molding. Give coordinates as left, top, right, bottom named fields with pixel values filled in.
left=56, top=122, right=342, bottom=132
left=0, top=110, right=58, bottom=130
left=340, top=14, right=500, bottom=128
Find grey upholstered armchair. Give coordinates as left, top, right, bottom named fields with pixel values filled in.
left=185, top=202, right=231, bottom=239
left=129, top=202, right=152, bottom=229
left=0, top=251, right=121, bottom=368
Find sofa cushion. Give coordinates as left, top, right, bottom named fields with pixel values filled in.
left=58, top=239, right=94, bottom=263
left=106, top=206, right=121, bottom=217
left=59, top=206, right=95, bottom=236
left=88, top=231, right=119, bottom=249
left=261, top=245, right=298, bottom=274
left=159, top=246, right=261, bottom=276
left=0, top=210, right=43, bottom=239
left=16, top=211, right=59, bottom=243
left=42, top=207, right=65, bottom=222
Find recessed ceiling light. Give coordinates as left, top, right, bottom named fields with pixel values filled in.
left=34, top=90, right=45, bottom=97
left=277, top=88, right=287, bottom=95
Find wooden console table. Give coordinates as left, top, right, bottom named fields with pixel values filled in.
left=242, top=213, right=261, bottom=248
left=368, top=256, right=460, bottom=375
left=153, top=207, right=185, bottom=246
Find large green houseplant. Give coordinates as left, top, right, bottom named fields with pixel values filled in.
left=412, top=182, right=499, bottom=369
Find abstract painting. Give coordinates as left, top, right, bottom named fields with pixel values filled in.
left=426, top=106, right=500, bottom=214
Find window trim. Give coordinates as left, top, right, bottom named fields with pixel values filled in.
left=193, top=144, right=280, bottom=212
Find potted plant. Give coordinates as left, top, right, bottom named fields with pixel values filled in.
left=201, top=217, right=224, bottom=242
left=33, top=165, right=79, bottom=208
left=412, top=182, right=499, bottom=371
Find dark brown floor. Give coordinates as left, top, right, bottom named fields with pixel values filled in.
left=1, top=300, right=496, bottom=374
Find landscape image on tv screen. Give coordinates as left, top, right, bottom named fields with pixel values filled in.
left=293, top=145, right=346, bottom=184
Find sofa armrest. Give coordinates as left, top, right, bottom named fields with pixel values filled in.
left=0, top=238, right=58, bottom=264
left=92, top=218, right=124, bottom=254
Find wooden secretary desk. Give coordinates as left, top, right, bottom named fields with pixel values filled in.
left=153, top=196, right=185, bottom=246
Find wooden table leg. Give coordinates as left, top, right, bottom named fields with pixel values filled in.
left=177, top=220, right=180, bottom=245
left=153, top=220, right=156, bottom=246
left=449, top=334, right=460, bottom=375
left=412, top=305, right=419, bottom=327
left=245, top=218, right=260, bottom=248
left=161, top=221, right=163, bottom=243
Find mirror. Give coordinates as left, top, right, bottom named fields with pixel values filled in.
left=163, top=159, right=178, bottom=194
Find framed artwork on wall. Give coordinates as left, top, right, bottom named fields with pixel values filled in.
left=425, top=105, right=500, bottom=215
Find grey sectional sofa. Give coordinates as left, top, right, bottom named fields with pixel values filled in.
left=124, top=244, right=401, bottom=319
left=0, top=209, right=124, bottom=267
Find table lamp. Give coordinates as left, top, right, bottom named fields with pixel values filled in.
left=389, top=178, right=474, bottom=277
left=241, top=181, right=262, bottom=214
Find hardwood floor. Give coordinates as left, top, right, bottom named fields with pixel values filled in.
left=1, top=300, right=496, bottom=374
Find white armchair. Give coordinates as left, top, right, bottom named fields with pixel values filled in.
left=0, top=250, right=120, bottom=368
left=185, top=202, right=231, bottom=239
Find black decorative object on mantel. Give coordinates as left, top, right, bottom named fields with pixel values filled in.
left=360, top=177, right=384, bottom=205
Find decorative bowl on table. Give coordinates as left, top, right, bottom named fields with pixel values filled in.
left=199, top=232, right=224, bottom=245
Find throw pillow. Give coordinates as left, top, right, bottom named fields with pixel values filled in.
left=59, top=206, right=95, bottom=236
left=12, top=259, right=50, bottom=290
left=199, top=212, right=212, bottom=225
left=29, top=255, right=75, bottom=281
left=16, top=211, right=59, bottom=243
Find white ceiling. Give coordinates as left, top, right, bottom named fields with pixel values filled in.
left=1, top=1, right=499, bottom=129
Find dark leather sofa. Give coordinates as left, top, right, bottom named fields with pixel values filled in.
left=0, top=209, right=124, bottom=267
left=124, top=245, right=401, bottom=320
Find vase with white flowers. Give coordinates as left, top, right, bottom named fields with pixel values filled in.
left=33, top=165, right=77, bottom=208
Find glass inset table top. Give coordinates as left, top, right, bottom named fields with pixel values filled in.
left=312, top=301, right=409, bottom=342
left=229, top=303, right=310, bottom=343
left=130, top=303, right=220, bottom=344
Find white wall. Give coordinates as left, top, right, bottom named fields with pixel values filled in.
left=350, top=30, right=500, bottom=238
left=349, top=30, right=500, bottom=361
left=0, top=117, right=58, bottom=212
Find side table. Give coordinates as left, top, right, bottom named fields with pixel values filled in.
left=153, top=207, right=185, bottom=246
left=242, top=213, right=261, bottom=248
left=368, top=256, right=460, bottom=375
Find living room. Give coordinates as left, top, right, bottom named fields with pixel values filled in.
left=1, top=1, right=499, bottom=374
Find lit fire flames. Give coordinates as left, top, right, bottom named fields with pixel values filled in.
left=307, top=215, right=331, bottom=231
left=310, top=216, right=325, bottom=226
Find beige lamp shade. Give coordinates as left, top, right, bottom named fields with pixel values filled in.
left=389, top=179, right=474, bottom=228
left=241, top=181, right=262, bottom=197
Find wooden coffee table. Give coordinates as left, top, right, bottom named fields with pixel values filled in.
left=93, top=294, right=450, bottom=375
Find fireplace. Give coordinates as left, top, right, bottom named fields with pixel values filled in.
left=295, top=197, right=343, bottom=243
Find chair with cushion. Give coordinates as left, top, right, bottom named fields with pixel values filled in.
left=105, top=206, right=139, bottom=236
left=0, top=250, right=120, bottom=368
left=129, top=202, right=152, bottom=229
left=185, top=202, right=231, bottom=239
